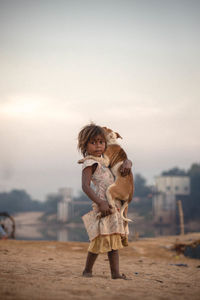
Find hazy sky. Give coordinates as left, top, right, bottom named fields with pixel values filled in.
left=0, top=0, right=199, bottom=201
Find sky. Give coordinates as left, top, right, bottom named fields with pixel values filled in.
left=0, top=0, right=199, bottom=201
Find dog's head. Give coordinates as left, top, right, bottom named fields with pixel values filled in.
left=102, top=127, right=122, bottom=144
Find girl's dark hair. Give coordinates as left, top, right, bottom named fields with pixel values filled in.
left=78, top=123, right=106, bottom=157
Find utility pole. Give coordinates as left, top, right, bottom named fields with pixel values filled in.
left=177, top=200, right=185, bottom=235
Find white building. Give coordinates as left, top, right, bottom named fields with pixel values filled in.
left=153, top=176, right=190, bottom=225
left=57, top=188, right=73, bottom=222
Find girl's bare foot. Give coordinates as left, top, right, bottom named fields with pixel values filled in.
left=112, top=273, right=131, bottom=280
left=82, top=270, right=93, bottom=277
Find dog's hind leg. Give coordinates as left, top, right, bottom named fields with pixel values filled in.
left=106, top=184, right=117, bottom=213
left=120, top=202, right=132, bottom=222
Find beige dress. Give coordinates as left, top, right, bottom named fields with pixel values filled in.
left=82, top=158, right=129, bottom=254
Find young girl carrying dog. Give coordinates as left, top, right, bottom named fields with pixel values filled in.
left=77, top=123, right=132, bottom=279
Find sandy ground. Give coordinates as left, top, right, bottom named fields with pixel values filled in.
left=0, top=233, right=200, bottom=300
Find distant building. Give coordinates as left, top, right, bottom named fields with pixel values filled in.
left=152, top=176, right=190, bottom=225
left=57, top=187, right=91, bottom=222
left=57, top=188, right=73, bottom=222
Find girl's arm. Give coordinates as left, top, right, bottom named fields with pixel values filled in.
left=82, top=166, right=112, bottom=216
left=120, top=159, right=132, bottom=176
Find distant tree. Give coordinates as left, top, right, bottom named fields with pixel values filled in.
left=128, top=174, right=152, bottom=218
left=73, top=192, right=90, bottom=202
left=188, top=163, right=200, bottom=195
left=162, top=167, right=187, bottom=176
left=43, top=194, right=62, bottom=215
left=72, top=192, right=91, bottom=221
left=134, top=173, right=151, bottom=197
left=0, top=189, right=44, bottom=214
left=187, top=163, right=200, bottom=219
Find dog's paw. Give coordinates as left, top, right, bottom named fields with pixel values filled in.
left=78, top=159, right=84, bottom=164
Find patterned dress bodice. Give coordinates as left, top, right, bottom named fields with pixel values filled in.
left=89, top=159, right=114, bottom=202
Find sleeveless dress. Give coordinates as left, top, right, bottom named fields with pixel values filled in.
left=82, top=158, right=129, bottom=254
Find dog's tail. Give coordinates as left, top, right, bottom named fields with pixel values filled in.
left=120, top=202, right=133, bottom=222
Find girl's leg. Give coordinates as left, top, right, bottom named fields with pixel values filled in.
left=82, top=251, right=98, bottom=277
left=107, top=249, right=120, bottom=278
left=107, top=249, right=128, bottom=279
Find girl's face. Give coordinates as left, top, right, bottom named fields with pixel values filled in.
left=86, top=134, right=106, bottom=157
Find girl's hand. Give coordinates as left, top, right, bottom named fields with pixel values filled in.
left=120, top=159, right=132, bottom=177
left=99, top=201, right=113, bottom=217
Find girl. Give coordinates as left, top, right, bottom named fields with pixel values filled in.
left=78, top=123, right=132, bottom=279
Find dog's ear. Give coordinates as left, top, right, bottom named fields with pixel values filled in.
left=115, top=132, right=122, bottom=139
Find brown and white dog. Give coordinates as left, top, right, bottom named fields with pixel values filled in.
left=78, top=127, right=134, bottom=222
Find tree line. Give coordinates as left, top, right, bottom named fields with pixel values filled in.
left=0, top=163, right=199, bottom=221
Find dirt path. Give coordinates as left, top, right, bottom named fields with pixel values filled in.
left=0, top=233, right=200, bottom=300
